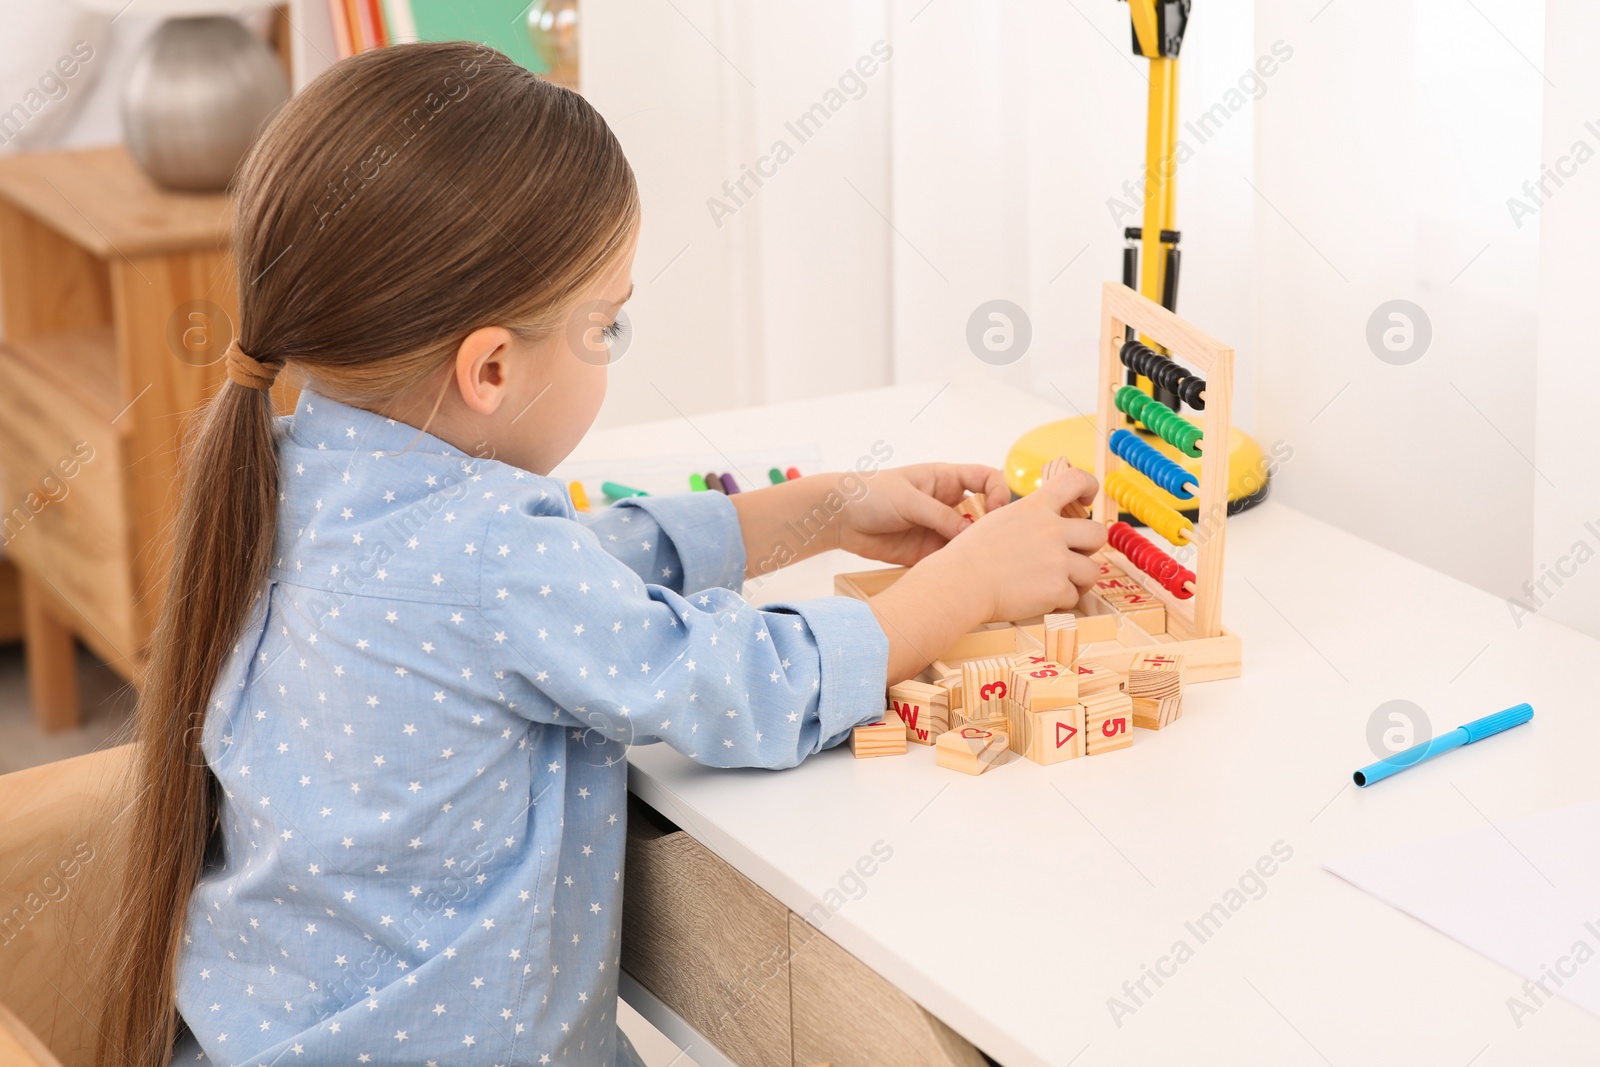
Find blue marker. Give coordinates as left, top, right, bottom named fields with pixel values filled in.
left=1353, top=702, right=1533, bottom=787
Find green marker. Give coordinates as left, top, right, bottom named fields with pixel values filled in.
left=601, top=481, right=648, bottom=499
left=768, top=467, right=785, bottom=485
left=689, top=473, right=707, bottom=492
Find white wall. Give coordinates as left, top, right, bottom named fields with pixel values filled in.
left=1252, top=0, right=1544, bottom=603
left=887, top=0, right=1259, bottom=426
left=582, top=0, right=893, bottom=429
left=1530, top=1, right=1600, bottom=637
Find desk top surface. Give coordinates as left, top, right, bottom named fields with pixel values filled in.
left=572, top=378, right=1600, bottom=1067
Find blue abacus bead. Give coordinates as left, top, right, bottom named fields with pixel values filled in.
left=1110, top=429, right=1195, bottom=501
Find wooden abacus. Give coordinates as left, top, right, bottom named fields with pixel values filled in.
left=834, top=280, right=1240, bottom=724
left=1089, top=280, right=1239, bottom=676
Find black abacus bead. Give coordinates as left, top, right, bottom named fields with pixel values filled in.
left=1180, top=377, right=1206, bottom=410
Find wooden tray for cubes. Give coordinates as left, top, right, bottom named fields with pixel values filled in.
left=834, top=564, right=1240, bottom=683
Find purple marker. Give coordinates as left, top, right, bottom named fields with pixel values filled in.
left=719, top=472, right=741, bottom=494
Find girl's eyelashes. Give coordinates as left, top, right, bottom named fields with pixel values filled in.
left=601, top=320, right=627, bottom=343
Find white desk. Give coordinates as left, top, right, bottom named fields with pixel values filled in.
left=571, top=379, right=1600, bottom=1066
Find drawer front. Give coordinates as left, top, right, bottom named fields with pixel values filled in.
left=0, top=350, right=136, bottom=659
left=789, top=913, right=987, bottom=1067
left=623, top=804, right=791, bottom=1067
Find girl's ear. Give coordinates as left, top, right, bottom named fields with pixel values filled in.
left=453, top=326, right=516, bottom=414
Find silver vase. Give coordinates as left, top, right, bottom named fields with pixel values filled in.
left=122, top=16, right=289, bottom=193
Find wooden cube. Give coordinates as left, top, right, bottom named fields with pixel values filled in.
left=1131, top=696, right=1161, bottom=731
left=1095, top=577, right=1138, bottom=598
left=919, top=662, right=962, bottom=715
left=934, top=724, right=1010, bottom=776
left=1044, top=613, right=1078, bottom=667
left=1127, top=652, right=1184, bottom=696
left=1073, top=661, right=1122, bottom=697
left=1008, top=660, right=1077, bottom=707
left=1084, top=693, right=1134, bottom=755
left=1129, top=694, right=1183, bottom=730
left=850, top=716, right=909, bottom=759
left=960, top=656, right=1012, bottom=722
left=1014, top=702, right=1086, bottom=764
left=1105, top=589, right=1166, bottom=635
left=1074, top=605, right=1121, bottom=644
left=888, top=679, right=948, bottom=746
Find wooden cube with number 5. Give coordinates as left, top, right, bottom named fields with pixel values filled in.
left=1085, top=693, right=1133, bottom=755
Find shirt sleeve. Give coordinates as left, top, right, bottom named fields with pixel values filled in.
left=483, top=508, right=888, bottom=769
left=578, top=492, right=746, bottom=595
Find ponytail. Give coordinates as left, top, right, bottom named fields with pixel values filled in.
left=97, top=383, right=281, bottom=1064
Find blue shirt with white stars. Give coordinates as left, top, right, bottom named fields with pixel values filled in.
left=172, top=390, right=889, bottom=1066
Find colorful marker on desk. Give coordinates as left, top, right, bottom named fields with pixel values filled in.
left=719, top=472, right=741, bottom=494
left=1352, top=702, right=1534, bottom=787
left=785, top=466, right=801, bottom=481
left=689, top=473, right=708, bottom=492
left=704, top=472, right=727, bottom=494
left=601, top=481, right=648, bottom=500
left=568, top=481, right=590, bottom=512
left=768, top=467, right=785, bottom=485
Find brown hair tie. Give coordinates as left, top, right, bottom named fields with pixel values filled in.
left=224, top=341, right=284, bottom=391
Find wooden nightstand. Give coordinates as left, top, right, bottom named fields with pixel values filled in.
left=0, top=147, right=289, bottom=731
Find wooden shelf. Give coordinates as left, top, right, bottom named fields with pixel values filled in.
left=0, top=146, right=245, bottom=730
left=2, top=328, right=121, bottom=427
left=0, top=147, right=230, bottom=259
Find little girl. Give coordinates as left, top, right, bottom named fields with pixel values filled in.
left=99, top=42, right=1104, bottom=1067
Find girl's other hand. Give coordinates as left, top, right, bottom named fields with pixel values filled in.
left=835, top=463, right=1010, bottom=566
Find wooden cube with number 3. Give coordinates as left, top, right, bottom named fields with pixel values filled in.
left=960, top=656, right=1012, bottom=721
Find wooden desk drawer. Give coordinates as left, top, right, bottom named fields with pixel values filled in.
left=622, top=796, right=791, bottom=1067
left=0, top=348, right=136, bottom=664
left=622, top=795, right=988, bottom=1067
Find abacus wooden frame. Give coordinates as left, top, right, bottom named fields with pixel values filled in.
left=1093, top=281, right=1232, bottom=645
left=831, top=283, right=1242, bottom=684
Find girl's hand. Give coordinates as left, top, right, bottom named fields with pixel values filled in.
left=933, top=468, right=1107, bottom=622
left=866, top=467, right=1106, bottom=682
left=835, top=463, right=1011, bottom=566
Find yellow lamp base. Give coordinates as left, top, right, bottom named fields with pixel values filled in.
left=1005, top=415, right=1273, bottom=514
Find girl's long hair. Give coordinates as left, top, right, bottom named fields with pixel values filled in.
left=96, top=42, right=638, bottom=1066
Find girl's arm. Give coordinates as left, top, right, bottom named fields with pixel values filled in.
left=486, top=506, right=886, bottom=768
left=579, top=492, right=744, bottom=595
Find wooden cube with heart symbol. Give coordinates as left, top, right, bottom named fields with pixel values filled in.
left=935, top=723, right=1010, bottom=776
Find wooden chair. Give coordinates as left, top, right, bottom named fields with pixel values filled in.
left=0, top=746, right=133, bottom=1067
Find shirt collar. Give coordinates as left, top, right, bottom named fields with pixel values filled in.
left=283, top=388, right=469, bottom=461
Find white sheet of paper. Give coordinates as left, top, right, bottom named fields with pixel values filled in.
left=1325, top=799, right=1600, bottom=1017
